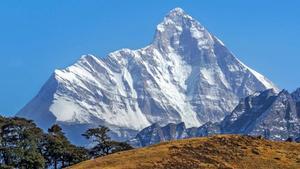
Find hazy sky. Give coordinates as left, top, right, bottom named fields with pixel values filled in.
left=1, top=0, right=299, bottom=116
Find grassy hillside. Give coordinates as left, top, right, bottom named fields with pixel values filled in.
left=68, top=135, right=300, bottom=169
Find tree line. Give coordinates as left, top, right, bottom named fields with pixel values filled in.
left=0, top=116, right=133, bottom=169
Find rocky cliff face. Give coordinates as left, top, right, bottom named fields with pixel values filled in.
left=130, top=122, right=188, bottom=147
left=221, top=89, right=300, bottom=140
left=17, top=8, right=278, bottom=145
left=132, top=89, right=300, bottom=146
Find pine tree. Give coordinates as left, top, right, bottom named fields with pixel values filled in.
left=0, top=117, right=89, bottom=168
left=111, top=141, right=133, bottom=153
left=44, top=124, right=70, bottom=169
left=82, top=126, right=112, bottom=157
left=44, top=124, right=89, bottom=168
left=0, top=117, right=45, bottom=168
left=83, top=126, right=133, bottom=157
left=62, top=144, right=89, bottom=166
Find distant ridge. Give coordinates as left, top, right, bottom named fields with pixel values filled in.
left=131, top=88, right=300, bottom=146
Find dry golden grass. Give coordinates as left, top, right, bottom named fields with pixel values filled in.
left=68, top=135, right=300, bottom=169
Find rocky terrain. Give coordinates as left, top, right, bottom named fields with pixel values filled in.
left=131, top=88, right=300, bottom=146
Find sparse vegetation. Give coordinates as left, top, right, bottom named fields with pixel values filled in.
left=68, top=135, right=300, bottom=169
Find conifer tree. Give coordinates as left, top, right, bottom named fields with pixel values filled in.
left=83, top=125, right=133, bottom=157
left=0, top=117, right=45, bottom=169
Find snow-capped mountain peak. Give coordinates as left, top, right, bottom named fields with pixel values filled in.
left=154, top=8, right=213, bottom=54
left=17, top=8, right=278, bottom=144
left=169, top=7, right=185, bottom=15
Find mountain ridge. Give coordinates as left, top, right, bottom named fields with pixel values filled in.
left=131, top=88, right=300, bottom=147
left=17, top=8, right=278, bottom=144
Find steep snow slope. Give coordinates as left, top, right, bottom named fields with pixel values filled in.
left=17, top=8, right=278, bottom=144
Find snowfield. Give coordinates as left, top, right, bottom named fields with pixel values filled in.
left=17, top=8, right=279, bottom=144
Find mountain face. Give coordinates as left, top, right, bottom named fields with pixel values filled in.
left=129, top=122, right=188, bottom=147
left=132, top=89, right=300, bottom=146
left=292, top=88, right=300, bottom=113
left=17, top=8, right=278, bottom=144
left=221, top=89, right=300, bottom=140
left=129, top=122, right=221, bottom=147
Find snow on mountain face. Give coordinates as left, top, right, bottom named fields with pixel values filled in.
left=132, top=88, right=300, bottom=147
left=17, top=8, right=278, bottom=144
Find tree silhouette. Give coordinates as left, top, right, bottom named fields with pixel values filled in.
left=0, top=117, right=45, bottom=169
left=83, top=125, right=133, bottom=157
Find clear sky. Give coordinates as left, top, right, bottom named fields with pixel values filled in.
left=0, top=0, right=299, bottom=116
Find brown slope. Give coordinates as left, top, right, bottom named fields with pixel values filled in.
left=68, top=135, right=300, bottom=169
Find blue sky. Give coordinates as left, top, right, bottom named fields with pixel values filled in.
left=0, top=0, right=299, bottom=116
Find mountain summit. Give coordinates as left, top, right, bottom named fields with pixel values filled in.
left=17, top=8, right=278, bottom=144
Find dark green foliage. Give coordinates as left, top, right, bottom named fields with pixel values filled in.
left=0, top=116, right=133, bottom=168
left=0, top=116, right=45, bottom=169
left=82, top=126, right=112, bottom=157
left=111, top=141, right=134, bottom=153
left=43, top=124, right=89, bottom=169
left=62, top=145, right=89, bottom=166
left=0, top=117, right=88, bottom=169
left=44, top=124, right=69, bottom=168
left=285, top=137, right=293, bottom=142
left=83, top=126, right=133, bottom=157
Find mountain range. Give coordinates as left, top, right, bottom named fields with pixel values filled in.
left=130, top=88, right=300, bottom=147
left=17, top=8, right=279, bottom=145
